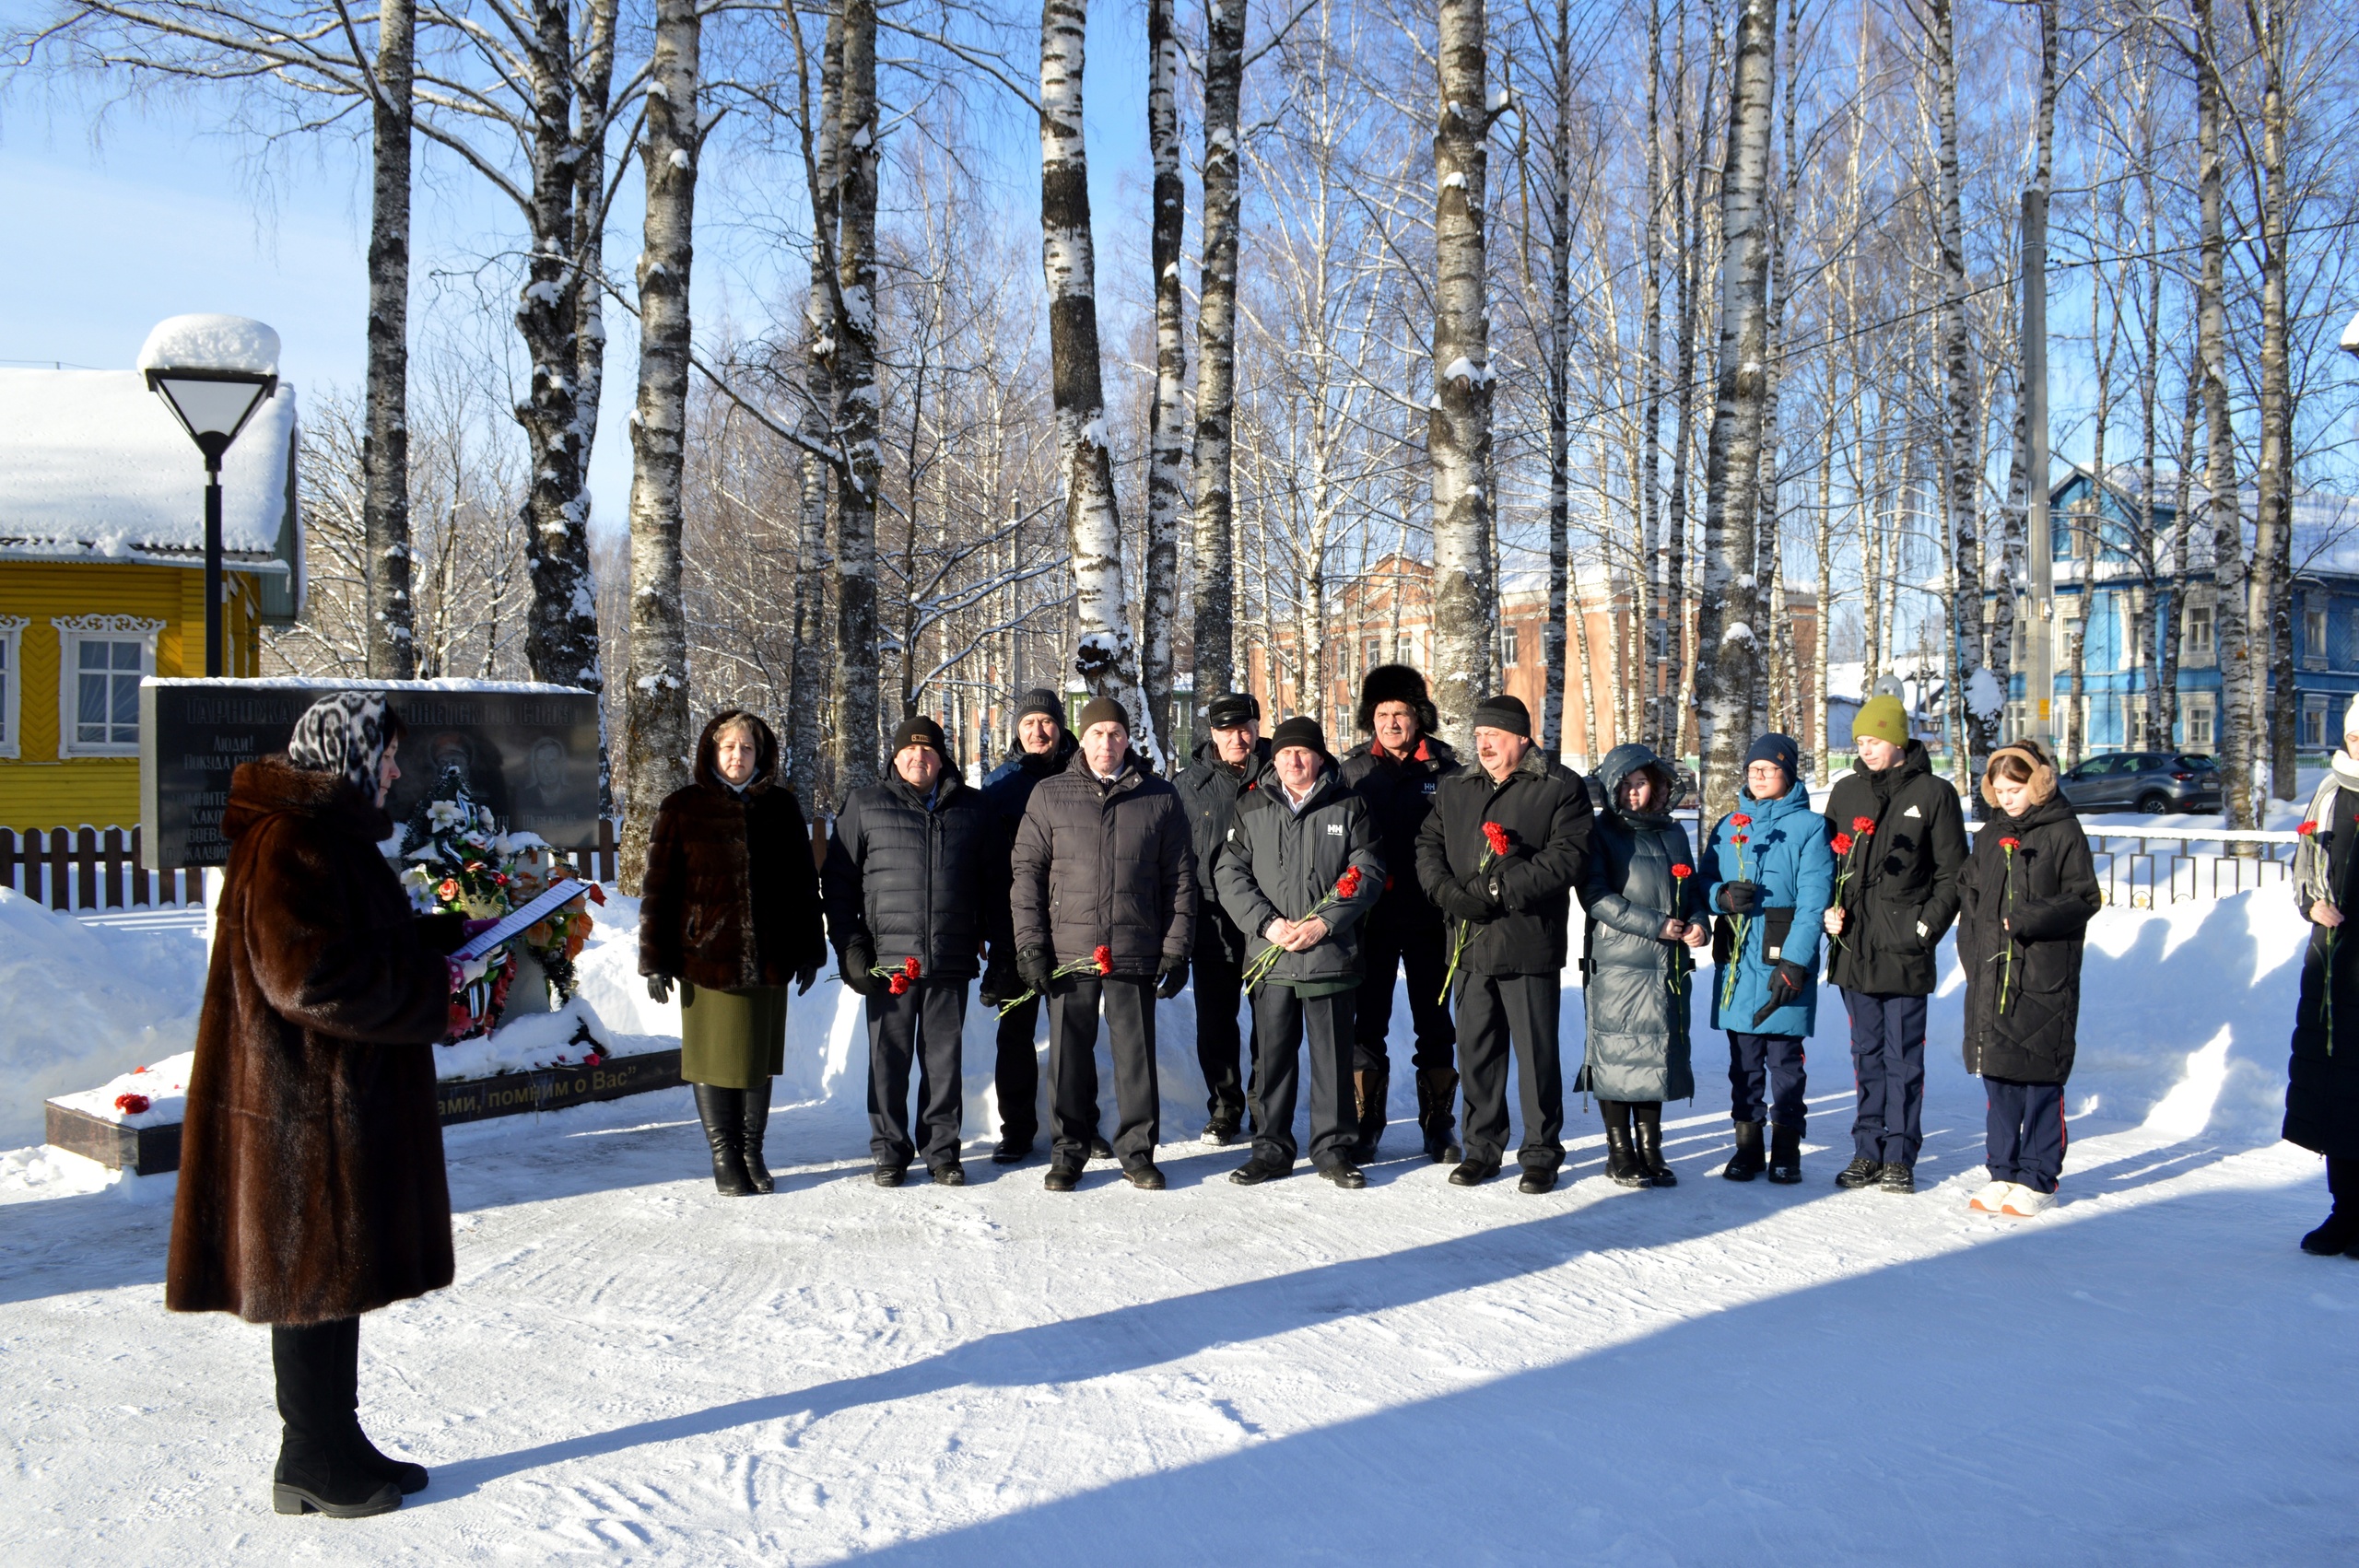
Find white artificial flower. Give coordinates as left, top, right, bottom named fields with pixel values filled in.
left=427, top=800, right=465, bottom=830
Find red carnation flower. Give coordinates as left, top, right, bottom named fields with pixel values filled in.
left=2000, top=837, right=2022, bottom=851
left=1093, top=944, right=1114, bottom=975
left=2299, top=821, right=2319, bottom=837
left=1851, top=815, right=1876, bottom=836
left=1483, top=822, right=1511, bottom=857
left=1731, top=813, right=1753, bottom=828
left=1335, top=867, right=1364, bottom=899
left=903, top=956, right=921, bottom=979
left=114, top=1093, right=150, bottom=1116
left=1733, top=834, right=1750, bottom=848
left=1831, top=832, right=1854, bottom=856
left=583, top=1051, right=604, bottom=1067
left=1671, top=864, right=1692, bottom=880
left=887, top=972, right=910, bottom=996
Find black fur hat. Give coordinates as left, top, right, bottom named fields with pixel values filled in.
left=1356, top=663, right=1438, bottom=734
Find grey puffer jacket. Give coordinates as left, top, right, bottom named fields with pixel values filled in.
left=1576, top=745, right=1700, bottom=1103
left=1213, top=765, right=1386, bottom=988
left=1009, top=751, right=1196, bottom=977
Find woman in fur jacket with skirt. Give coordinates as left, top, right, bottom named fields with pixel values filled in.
left=1955, top=740, right=2099, bottom=1218
left=167, top=692, right=468, bottom=1518
left=640, top=709, right=827, bottom=1196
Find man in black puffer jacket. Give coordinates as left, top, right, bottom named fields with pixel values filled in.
left=1820, top=694, right=1968, bottom=1195
left=1010, top=696, right=1196, bottom=1191
left=824, top=715, right=1002, bottom=1187
left=1170, top=691, right=1272, bottom=1143
left=1336, top=663, right=1463, bottom=1162
left=1414, top=695, right=1593, bottom=1193
left=977, top=688, right=1078, bottom=1164
left=1215, top=716, right=1385, bottom=1189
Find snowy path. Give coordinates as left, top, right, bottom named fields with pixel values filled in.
left=4, top=890, right=2354, bottom=1563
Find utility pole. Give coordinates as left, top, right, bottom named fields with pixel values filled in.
left=2023, top=186, right=2053, bottom=751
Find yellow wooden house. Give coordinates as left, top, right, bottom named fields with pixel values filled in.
left=0, top=368, right=300, bottom=835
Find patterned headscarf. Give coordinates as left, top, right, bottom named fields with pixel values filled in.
left=286, top=691, right=398, bottom=796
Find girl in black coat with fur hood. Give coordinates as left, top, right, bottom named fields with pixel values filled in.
left=1955, top=740, right=2100, bottom=1218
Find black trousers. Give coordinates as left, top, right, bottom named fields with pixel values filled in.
left=1249, top=986, right=1358, bottom=1168
left=1728, top=1031, right=1808, bottom=1129
left=1354, top=905, right=1455, bottom=1076
left=994, top=994, right=1042, bottom=1145
left=1049, top=976, right=1161, bottom=1165
left=866, top=979, right=968, bottom=1168
left=1193, top=950, right=1249, bottom=1121
left=1454, top=973, right=1565, bottom=1170
left=1984, top=1075, right=2067, bottom=1194
left=1842, top=989, right=1928, bottom=1167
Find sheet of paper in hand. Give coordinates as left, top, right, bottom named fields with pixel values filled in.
left=452, top=879, right=589, bottom=963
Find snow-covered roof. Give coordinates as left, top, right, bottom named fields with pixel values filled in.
left=0, top=369, right=297, bottom=566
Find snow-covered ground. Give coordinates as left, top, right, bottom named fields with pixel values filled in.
left=2, top=891, right=2353, bottom=1563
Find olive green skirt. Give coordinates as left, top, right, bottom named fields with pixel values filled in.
left=679, top=982, right=789, bottom=1089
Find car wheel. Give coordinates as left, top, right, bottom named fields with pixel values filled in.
left=2135, top=791, right=2169, bottom=815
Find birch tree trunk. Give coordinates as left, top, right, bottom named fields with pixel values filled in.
left=1691, top=0, right=1776, bottom=813
left=1190, top=0, right=1248, bottom=707
left=1639, top=0, right=1664, bottom=753
left=790, top=7, right=843, bottom=810
left=1040, top=0, right=1156, bottom=759
left=573, top=0, right=618, bottom=483
left=2248, top=0, right=2294, bottom=798
left=1931, top=0, right=1992, bottom=781
left=1540, top=0, right=1572, bottom=758
left=2195, top=0, right=2254, bottom=830
left=362, top=0, right=416, bottom=680
left=835, top=0, right=883, bottom=789
left=2157, top=379, right=2200, bottom=747
left=1997, top=0, right=2057, bottom=747
left=1143, top=0, right=1185, bottom=748
left=1429, top=0, right=1498, bottom=740
left=617, top=0, right=701, bottom=895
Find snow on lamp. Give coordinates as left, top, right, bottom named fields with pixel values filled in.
left=137, top=315, right=281, bottom=678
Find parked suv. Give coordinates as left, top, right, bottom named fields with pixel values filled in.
left=2057, top=751, right=2223, bottom=814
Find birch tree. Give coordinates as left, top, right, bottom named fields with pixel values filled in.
left=1930, top=0, right=1990, bottom=786
left=1143, top=0, right=1185, bottom=749
left=2192, top=0, right=2254, bottom=829
left=1191, top=0, right=1248, bottom=706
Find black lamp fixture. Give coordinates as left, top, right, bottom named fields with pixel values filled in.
left=137, top=315, right=280, bottom=678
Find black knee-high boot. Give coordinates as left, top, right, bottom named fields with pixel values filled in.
left=1633, top=1102, right=1677, bottom=1187
left=328, top=1317, right=428, bottom=1494
left=272, top=1321, right=401, bottom=1517
left=742, top=1078, right=776, bottom=1194
left=2303, top=1156, right=2359, bottom=1255
left=694, top=1083, right=757, bottom=1196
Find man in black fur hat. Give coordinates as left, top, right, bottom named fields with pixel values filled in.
left=1336, top=663, right=1464, bottom=1162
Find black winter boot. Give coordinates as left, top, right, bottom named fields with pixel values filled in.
left=1417, top=1069, right=1462, bottom=1164
left=693, top=1085, right=757, bottom=1196
left=328, top=1317, right=427, bottom=1495
left=1354, top=1067, right=1391, bottom=1162
left=1633, top=1102, right=1677, bottom=1187
left=1600, top=1102, right=1648, bottom=1188
left=741, top=1078, right=776, bottom=1194
left=1835, top=1155, right=1882, bottom=1190
left=2303, top=1158, right=2359, bottom=1255
left=1722, top=1119, right=1766, bottom=1181
left=1766, top=1123, right=1803, bottom=1185
left=272, top=1322, right=402, bottom=1518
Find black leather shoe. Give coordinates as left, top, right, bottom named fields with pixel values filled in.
left=1318, top=1160, right=1367, bottom=1189
left=1449, top=1159, right=1499, bottom=1188
left=1228, top=1155, right=1289, bottom=1186
left=991, top=1136, right=1034, bottom=1164
left=872, top=1163, right=908, bottom=1188
left=930, top=1163, right=967, bottom=1187
left=1835, top=1155, right=1882, bottom=1190
left=1043, top=1162, right=1083, bottom=1192
left=1877, top=1162, right=1915, bottom=1195
left=2303, top=1210, right=2359, bottom=1255
left=1123, top=1162, right=1167, bottom=1191
left=1201, top=1117, right=1240, bottom=1147
left=1517, top=1166, right=1558, bottom=1195
left=1087, top=1136, right=1115, bottom=1161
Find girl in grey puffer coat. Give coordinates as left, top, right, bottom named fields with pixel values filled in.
left=1578, top=744, right=1708, bottom=1188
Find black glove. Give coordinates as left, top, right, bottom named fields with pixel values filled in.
left=1156, top=956, right=1189, bottom=1000
left=646, top=974, right=674, bottom=1004
left=839, top=940, right=877, bottom=996
left=1718, top=880, right=1764, bottom=916
left=794, top=962, right=819, bottom=996
left=1463, top=872, right=1503, bottom=913
left=1749, top=959, right=1811, bottom=1026
left=1432, top=878, right=1489, bottom=922
left=979, top=955, right=1017, bottom=1009
left=1018, top=943, right=1056, bottom=992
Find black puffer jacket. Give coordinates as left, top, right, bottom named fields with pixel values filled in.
left=980, top=732, right=1078, bottom=959
left=1214, top=765, right=1385, bottom=988
left=821, top=766, right=1000, bottom=980
left=1577, top=744, right=1699, bottom=1103
left=1337, top=736, right=1460, bottom=927
left=1172, top=737, right=1273, bottom=962
left=1010, top=751, right=1196, bottom=977
left=1957, top=788, right=2100, bottom=1084
left=1414, top=744, right=1594, bottom=978
left=1822, top=740, right=1968, bottom=997
left=2288, top=774, right=2359, bottom=1157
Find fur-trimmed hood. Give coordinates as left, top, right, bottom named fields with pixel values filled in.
left=1980, top=739, right=2061, bottom=810
left=695, top=708, right=782, bottom=796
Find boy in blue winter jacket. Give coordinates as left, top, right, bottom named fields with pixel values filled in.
left=1699, top=734, right=1835, bottom=1184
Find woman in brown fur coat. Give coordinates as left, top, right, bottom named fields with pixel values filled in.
left=167, top=691, right=465, bottom=1518
left=640, top=709, right=827, bottom=1195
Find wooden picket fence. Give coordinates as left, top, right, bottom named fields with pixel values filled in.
left=1, top=821, right=622, bottom=914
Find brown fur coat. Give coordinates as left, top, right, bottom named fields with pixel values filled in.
left=166, top=756, right=462, bottom=1326
left=639, top=711, right=827, bottom=989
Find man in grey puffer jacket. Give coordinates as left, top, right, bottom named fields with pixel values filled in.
left=1215, top=716, right=1386, bottom=1188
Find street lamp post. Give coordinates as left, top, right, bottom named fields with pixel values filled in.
left=136, top=315, right=281, bottom=678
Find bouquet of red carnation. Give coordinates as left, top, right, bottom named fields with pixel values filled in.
left=1719, top=814, right=1755, bottom=1012
left=1244, top=866, right=1367, bottom=993
left=1439, top=824, right=1513, bottom=1002
left=996, top=945, right=1116, bottom=1017
left=1827, top=815, right=1874, bottom=954
left=870, top=954, right=924, bottom=996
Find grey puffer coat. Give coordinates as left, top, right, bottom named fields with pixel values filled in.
left=1009, top=750, right=1196, bottom=977
left=1576, top=745, right=1701, bottom=1103
left=1213, top=765, right=1386, bottom=988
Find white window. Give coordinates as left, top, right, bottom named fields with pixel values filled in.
left=2302, top=696, right=2330, bottom=750
left=2184, top=603, right=2214, bottom=661
left=0, top=616, right=24, bottom=759
left=1502, top=626, right=1521, bottom=668
left=2183, top=694, right=2215, bottom=749
left=53, top=615, right=161, bottom=757
left=2305, top=605, right=2330, bottom=670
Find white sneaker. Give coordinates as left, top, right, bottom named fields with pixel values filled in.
left=2001, top=1186, right=2055, bottom=1217
left=1968, top=1180, right=2014, bottom=1214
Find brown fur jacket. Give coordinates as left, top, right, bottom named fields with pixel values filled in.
left=639, top=710, right=827, bottom=989
left=167, top=756, right=463, bottom=1326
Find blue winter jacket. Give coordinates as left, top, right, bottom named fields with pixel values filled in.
left=1700, top=777, right=1834, bottom=1037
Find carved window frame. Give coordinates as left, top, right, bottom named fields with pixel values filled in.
left=53, top=614, right=164, bottom=758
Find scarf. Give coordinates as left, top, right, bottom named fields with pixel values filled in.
left=285, top=691, right=393, bottom=797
